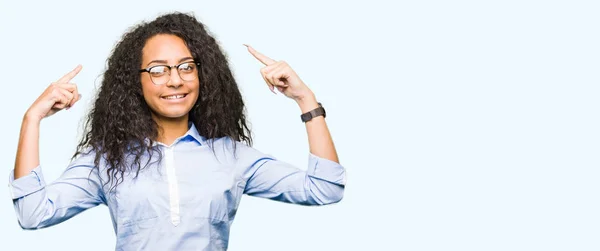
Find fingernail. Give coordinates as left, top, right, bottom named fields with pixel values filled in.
left=243, top=44, right=249, bottom=47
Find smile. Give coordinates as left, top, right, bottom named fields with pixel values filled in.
left=161, top=94, right=187, bottom=100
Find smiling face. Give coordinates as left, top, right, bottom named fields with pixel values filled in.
left=140, top=34, right=200, bottom=123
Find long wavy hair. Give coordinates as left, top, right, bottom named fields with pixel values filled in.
left=75, top=12, right=252, bottom=189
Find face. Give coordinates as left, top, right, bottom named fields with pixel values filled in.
left=140, top=34, right=200, bottom=122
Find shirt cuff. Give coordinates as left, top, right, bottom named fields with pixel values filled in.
left=8, top=166, right=46, bottom=200
left=307, top=153, right=346, bottom=186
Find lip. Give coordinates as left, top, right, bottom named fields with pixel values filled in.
left=160, top=93, right=189, bottom=102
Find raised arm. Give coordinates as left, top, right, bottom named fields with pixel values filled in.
left=240, top=45, right=345, bottom=205
left=245, top=45, right=339, bottom=163
left=15, top=65, right=82, bottom=179
left=9, top=65, right=104, bottom=229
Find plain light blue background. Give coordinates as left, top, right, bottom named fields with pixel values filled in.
left=1, top=0, right=599, bottom=250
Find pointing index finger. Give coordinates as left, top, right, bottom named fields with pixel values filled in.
left=57, top=65, right=83, bottom=83
left=244, top=44, right=276, bottom=65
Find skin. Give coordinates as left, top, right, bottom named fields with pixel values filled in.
left=15, top=65, right=82, bottom=179
left=13, top=38, right=339, bottom=180
left=140, top=34, right=200, bottom=145
left=244, top=44, right=339, bottom=163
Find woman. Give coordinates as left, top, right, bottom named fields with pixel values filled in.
left=10, top=12, right=345, bottom=250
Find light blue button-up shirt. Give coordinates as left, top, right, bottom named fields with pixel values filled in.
left=9, top=124, right=346, bottom=250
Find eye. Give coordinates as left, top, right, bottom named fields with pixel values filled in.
left=178, top=62, right=196, bottom=73
left=149, top=66, right=168, bottom=76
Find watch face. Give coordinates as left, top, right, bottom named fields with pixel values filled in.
left=301, top=113, right=311, bottom=121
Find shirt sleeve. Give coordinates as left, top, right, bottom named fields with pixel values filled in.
left=238, top=143, right=346, bottom=205
left=8, top=151, right=106, bottom=229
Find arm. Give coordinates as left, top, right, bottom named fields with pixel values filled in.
left=245, top=45, right=340, bottom=164
left=241, top=46, right=345, bottom=205
left=296, top=93, right=339, bottom=163
left=9, top=65, right=101, bottom=229
left=238, top=144, right=345, bottom=205
left=14, top=117, right=42, bottom=179
left=10, top=152, right=105, bottom=229
left=15, top=65, right=81, bottom=179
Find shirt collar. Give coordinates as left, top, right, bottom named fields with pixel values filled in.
left=184, top=122, right=206, bottom=145
left=144, top=122, right=207, bottom=147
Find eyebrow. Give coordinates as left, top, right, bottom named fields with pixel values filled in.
left=146, top=57, right=195, bottom=67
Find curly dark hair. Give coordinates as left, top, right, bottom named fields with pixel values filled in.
left=74, top=12, right=252, bottom=189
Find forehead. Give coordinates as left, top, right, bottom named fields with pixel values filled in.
left=141, top=34, right=192, bottom=63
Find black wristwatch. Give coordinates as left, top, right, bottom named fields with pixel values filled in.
left=300, top=102, right=326, bottom=122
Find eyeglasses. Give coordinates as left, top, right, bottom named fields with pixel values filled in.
left=139, top=61, right=201, bottom=85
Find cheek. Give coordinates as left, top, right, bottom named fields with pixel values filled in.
left=140, top=79, right=159, bottom=106
left=189, top=81, right=201, bottom=101
left=140, top=75, right=154, bottom=93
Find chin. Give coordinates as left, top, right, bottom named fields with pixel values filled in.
left=154, top=108, right=193, bottom=120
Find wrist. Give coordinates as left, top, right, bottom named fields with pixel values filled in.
left=295, top=92, right=318, bottom=113
left=23, top=112, right=42, bottom=125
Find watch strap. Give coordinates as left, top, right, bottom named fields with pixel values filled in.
left=300, top=102, right=326, bottom=122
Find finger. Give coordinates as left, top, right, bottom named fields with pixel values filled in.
left=54, top=83, right=79, bottom=107
left=266, top=62, right=290, bottom=86
left=50, top=89, right=70, bottom=110
left=244, top=44, right=276, bottom=66
left=261, top=61, right=287, bottom=75
left=260, top=67, right=276, bottom=94
left=57, top=88, right=74, bottom=108
left=268, top=66, right=290, bottom=87
left=55, top=83, right=81, bottom=107
left=260, top=63, right=275, bottom=74
left=269, top=71, right=281, bottom=88
left=261, top=74, right=276, bottom=94
left=74, top=93, right=82, bottom=104
left=68, top=84, right=80, bottom=107
left=57, top=65, right=83, bottom=83
left=262, top=64, right=278, bottom=86
left=55, top=82, right=77, bottom=92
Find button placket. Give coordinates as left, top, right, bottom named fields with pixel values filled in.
left=165, top=146, right=181, bottom=226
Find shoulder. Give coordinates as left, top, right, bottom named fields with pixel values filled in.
left=208, top=137, right=274, bottom=163
left=70, top=146, right=109, bottom=172
left=72, top=147, right=97, bottom=164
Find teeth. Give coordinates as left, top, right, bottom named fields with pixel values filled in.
left=164, top=94, right=185, bottom=99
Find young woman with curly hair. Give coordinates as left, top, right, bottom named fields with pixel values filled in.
left=10, top=12, right=345, bottom=250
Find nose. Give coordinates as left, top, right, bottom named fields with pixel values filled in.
left=166, top=67, right=183, bottom=87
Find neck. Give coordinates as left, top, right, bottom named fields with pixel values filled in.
left=153, top=114, right=190, bottom=146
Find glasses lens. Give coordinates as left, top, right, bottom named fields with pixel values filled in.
left=149, top=65, right=170, bottom=85
left=178, top=62, right=198, bottom=81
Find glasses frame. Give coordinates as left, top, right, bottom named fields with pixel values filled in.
left=139, top=61, right=201, bottom=85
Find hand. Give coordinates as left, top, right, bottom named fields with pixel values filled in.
left=25, top=65, right=82, bottom=122
left=245, top=44, right=315, bottom=102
